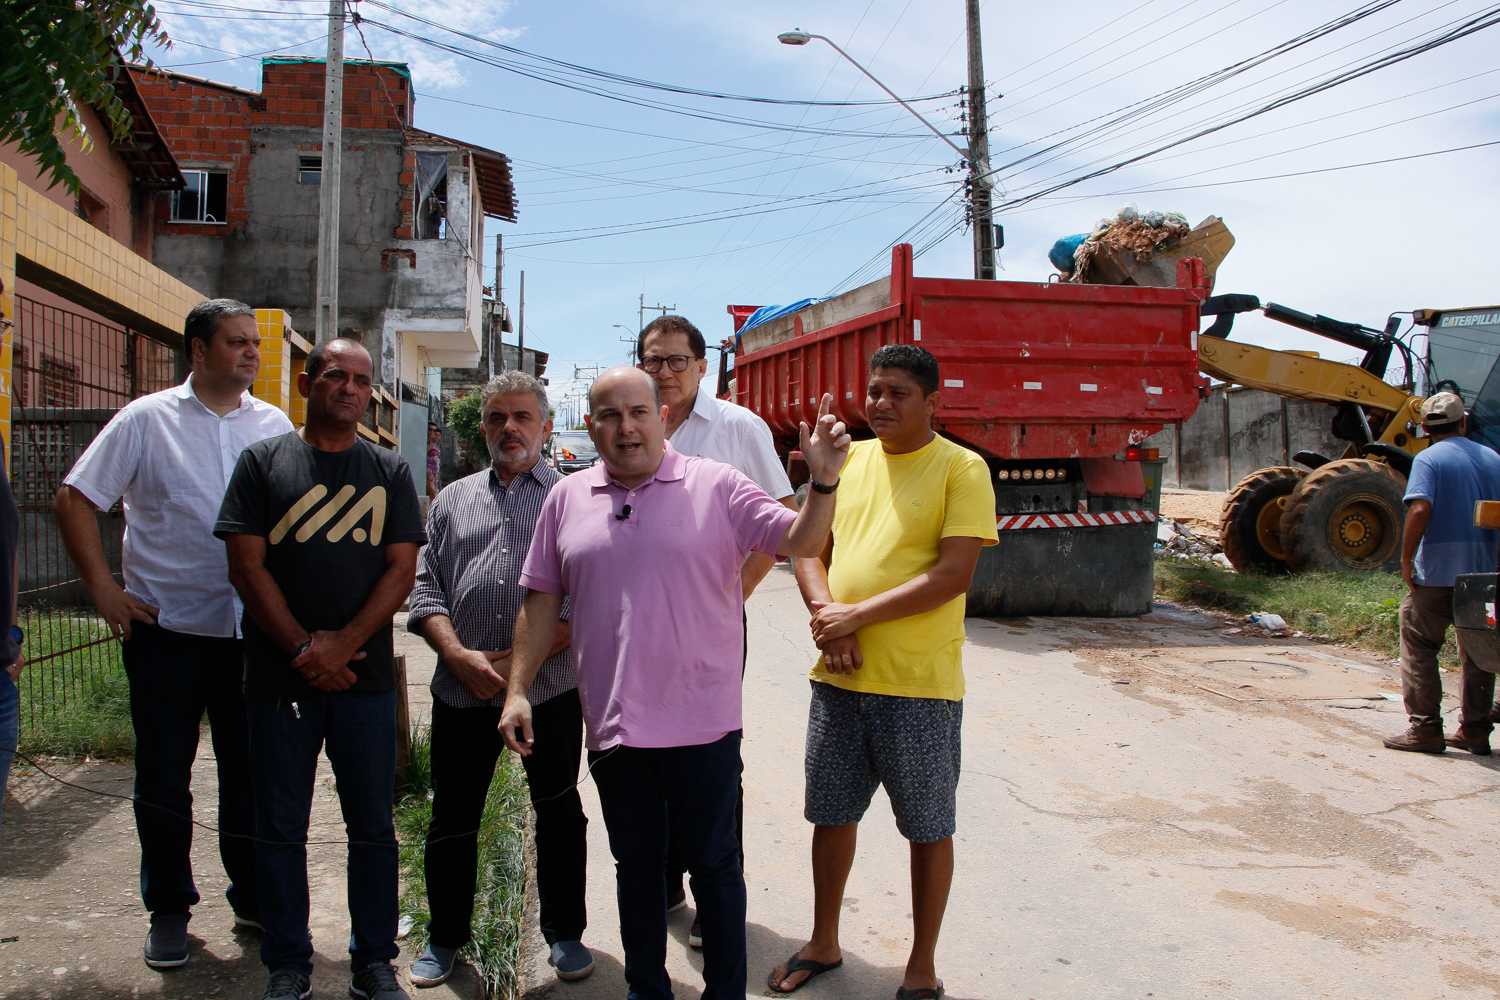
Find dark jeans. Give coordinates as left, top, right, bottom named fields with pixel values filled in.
left=666, top=610, right=747, bottom=898
left=426, top=689, right=587, bottom=948
left=246, top=691, right=398, bottom=975
left=121, top=621, right=256, bottom=919
left=591, top=731, right=745, bottom=1000
left=0, top=670, right=17, bottom=846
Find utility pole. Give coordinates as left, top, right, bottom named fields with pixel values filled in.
left=490, top=233, right=502, bottom=379
left=314, top=0, right=345, bottom=342
left=966, top=0, right=996, bottom=280
left=518, top=271, right=526, bottom=376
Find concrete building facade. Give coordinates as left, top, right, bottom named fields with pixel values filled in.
left=131, top=58, right=517, bottom=403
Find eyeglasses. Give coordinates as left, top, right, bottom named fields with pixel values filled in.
left=639, top=354, right=696, bottom=373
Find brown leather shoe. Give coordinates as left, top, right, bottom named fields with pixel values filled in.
left=1444, top=729, right=1493, bottom=756
left=1383, top=723, right=1447, bottom=753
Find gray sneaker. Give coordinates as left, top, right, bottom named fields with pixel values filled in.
left=143, top=914, right=189, bottom=969
left=263, top=969, right=311, bottom=1000
left=350, top=961, right=410, bottom=999
left=549, top=940, right=594, bottom=981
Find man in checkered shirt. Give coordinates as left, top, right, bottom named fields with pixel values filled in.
left=405, top=372, right=592, bottom=986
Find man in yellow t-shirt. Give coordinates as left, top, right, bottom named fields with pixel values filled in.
left=769, top=345, right=997, bottom=1000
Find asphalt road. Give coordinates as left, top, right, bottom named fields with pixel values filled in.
left=6, top=569, right=1500, bottom=1000
left=521, top=563, right=1500, bottom=1000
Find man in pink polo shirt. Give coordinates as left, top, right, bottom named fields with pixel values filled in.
left=499, top=366, right=849, bottom=1000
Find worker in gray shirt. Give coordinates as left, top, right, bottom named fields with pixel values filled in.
left=405, top=372, right=591, bottom=986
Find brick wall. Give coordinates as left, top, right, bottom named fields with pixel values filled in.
left=133, top=60, right=414, bottom=238
left=131, top=73, right=255, bottom=232
left=259, top=61, right=411, bottom=130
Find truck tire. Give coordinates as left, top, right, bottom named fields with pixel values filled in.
left=1219, top=466, right=1305, bottom=573
left=1279, top=459, right=1406, bottom=573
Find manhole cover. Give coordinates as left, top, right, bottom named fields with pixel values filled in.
left=1199, top=659, right=1308, bottom=680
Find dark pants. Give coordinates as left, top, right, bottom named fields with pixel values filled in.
left=121, top=621, right=256, bottom=919
left=246, top=691, right=398, bottom=975
left=426, top=690, right=588, bottom=948
left=666, top=610, right=747, bottom=897
left=591, top=731, right=745, bottom=1000
left=1400, top=584, right=1496, bottom=731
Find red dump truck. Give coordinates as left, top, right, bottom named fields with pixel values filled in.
left=728, top=244, right=1209, bottom=617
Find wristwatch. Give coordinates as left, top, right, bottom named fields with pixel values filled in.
left=8, top=625, right=22, bottom=646
left=809, top=478, right=840, bottom=494
left=294, top=640, right=312, bottom=658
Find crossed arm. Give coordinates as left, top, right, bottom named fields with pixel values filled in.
left=794, top=534, right=986, bottom=673
left=225, top=534, right=419, bottom=690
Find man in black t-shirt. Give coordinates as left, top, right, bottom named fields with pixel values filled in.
left=216, top=338, right=426, bottom=1000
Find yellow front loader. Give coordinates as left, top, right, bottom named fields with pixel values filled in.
left=1196, top=297, right=1432, bottom=574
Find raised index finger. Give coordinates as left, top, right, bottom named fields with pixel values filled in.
left=817, top=392, right=833, bottom=422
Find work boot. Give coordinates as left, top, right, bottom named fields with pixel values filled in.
left=1445, top=728, right=1493, bottom=756
left=1383, top=722, right=1446, bottom=754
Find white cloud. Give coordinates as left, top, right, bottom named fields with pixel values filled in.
left=152, top=0, right=523, bottom=90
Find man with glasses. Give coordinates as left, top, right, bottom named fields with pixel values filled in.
left=636, top=315, right=795, bottom=946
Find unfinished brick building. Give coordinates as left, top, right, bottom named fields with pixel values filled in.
left=131, top=57, right=517, bottom=436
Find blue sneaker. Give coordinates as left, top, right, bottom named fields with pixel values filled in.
left=549, top=940, right=594, bottom=981
left=409, top=944, right=457, bottom=988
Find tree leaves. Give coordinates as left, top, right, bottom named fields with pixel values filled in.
left=0, top=1, right=172, bottom=193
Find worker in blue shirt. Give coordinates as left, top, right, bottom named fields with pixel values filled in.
left=1385, top=392, right=1500, bottom=755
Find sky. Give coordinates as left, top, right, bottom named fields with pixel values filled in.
left=141, top=0, right=1500, bottom=426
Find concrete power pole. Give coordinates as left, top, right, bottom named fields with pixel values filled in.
left=490, top=233, right=502, bottom=379
left=314, top=0, right=345, bottom=342
left=518, top=271, right=525, bottom=376
left=966, top=0, right=997, bottom=280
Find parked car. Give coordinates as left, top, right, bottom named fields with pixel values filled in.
left=550, top=431, right=599, bottom=475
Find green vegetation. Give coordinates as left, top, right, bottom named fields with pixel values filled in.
left=396, top=718, right=530, bottom=998
left=1154, top=560, right=1456, bottom=667
left=446, top=390, right=487, bottom=454
left=15, top=614, right=134, bottom=759
left=1, top=2, right=171, bottom=193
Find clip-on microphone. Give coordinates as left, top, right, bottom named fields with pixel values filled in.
left=615, top=504, right=632, bottom=521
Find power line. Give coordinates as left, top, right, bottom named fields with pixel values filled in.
left=359, top=0, right=958, bottom=107
left=990, top=5, right=1500, bottom=212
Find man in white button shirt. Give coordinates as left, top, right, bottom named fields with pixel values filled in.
left=638, top=316, right=795, bottom=596
left=53, top=299, right=294, bottom=970
left=636, top=315, right=796, bottom=946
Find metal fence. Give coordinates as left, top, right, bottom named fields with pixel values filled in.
left=10, top=296, right=179, bottom=728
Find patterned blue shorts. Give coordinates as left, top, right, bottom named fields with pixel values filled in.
left=803, top=680, right=962, bottom=843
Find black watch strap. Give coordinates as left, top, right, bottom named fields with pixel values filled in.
left=809, top=478, right=839, bottom=494
left=294, top=640, right=312, bottom=658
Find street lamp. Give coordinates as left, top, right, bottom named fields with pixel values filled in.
left=777, top=29, right=989, bottom=187
left=779, top=26, right=997, bottom=279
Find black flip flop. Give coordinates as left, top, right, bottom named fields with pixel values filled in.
left=767, top=954, right=844, bottom=994
left=895, top=984, right=944, bottom=1000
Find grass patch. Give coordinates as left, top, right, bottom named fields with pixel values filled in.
left=396, top=717, right=530, bottom=999
left=1154, top=560, right=1457, bottom=667
left=15, top=613, right=134, bottom=759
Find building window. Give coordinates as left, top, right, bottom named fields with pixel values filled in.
left=299, top=156, right=322, bottom=184
left=414, top=153, right=448, bottom=240
left=170, top=169, right=228, bottom=223
left=40, top=354, right=79, bottom=407
left=75, top=187, right=109, bottom=234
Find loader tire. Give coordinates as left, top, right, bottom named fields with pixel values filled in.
left=1219, top=467, right=1305, bottom=573
left=1279, top=458, right=1406, bottom=573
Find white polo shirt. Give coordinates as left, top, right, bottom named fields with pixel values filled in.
left=669, top=387, right=794, bottom=500
left=64, top=376, right=295, bottom=637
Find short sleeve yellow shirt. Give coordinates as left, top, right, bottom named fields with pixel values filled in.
left=812, top=434, right=998, bottom=700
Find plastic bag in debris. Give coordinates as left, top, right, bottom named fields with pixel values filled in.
left=1049, top=233, right=1089, bottom=272
left=1249, top=612, right=1288, bottom=631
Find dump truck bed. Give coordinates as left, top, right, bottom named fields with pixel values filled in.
left=734, top=245, right=1209, bottom=459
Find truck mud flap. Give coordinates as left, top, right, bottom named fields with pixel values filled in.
left=966, top=521, right=1156, bottom=618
